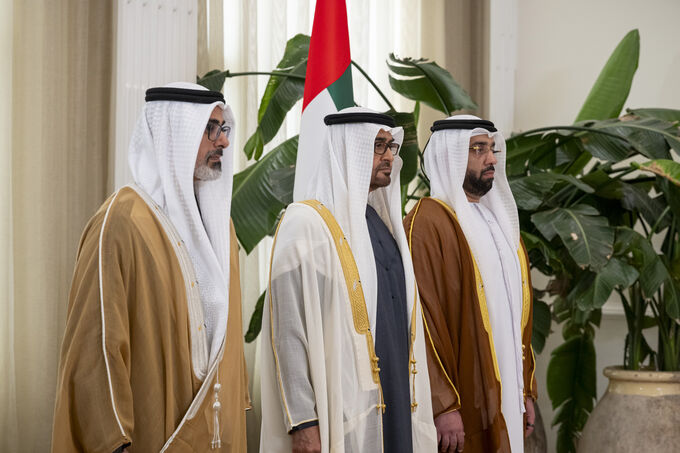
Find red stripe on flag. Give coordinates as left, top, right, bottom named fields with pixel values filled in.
left=302, top=0, right=351, bottom=111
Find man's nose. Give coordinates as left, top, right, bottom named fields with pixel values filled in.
left=383, top=149, right=395, bottom=163
left=486, top=150, right=497, bottom=166
left=217, top=133, right=229, bottom=149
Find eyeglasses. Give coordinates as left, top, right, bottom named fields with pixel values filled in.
left=205, top=120, right=231, bottom=142
left=374, top=141, right=400, bottom=156
left=468, top=143, right=501, bottom=157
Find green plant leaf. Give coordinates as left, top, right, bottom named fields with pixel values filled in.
left=506, top=133, right=558, bottom=177
left=511, top=173, right=594, bottom=211
left=570, top=258, right=639, bottom=310
left=614, top=227, right=680, bottom=318
left=197, top=69, right=228, bottom=92
left=244, top=291, right=266, bottom=343
left=628, top=108, right=680, bottom=123
left=595, top=117, right=677, bottom=158
left=244, top=34, right=309, bottom=159
left=532, top=299, right=552, bottom=354
left=575, top=29, right=639, bottom=122
left=532, top=205, right=615, bottom=271
left=619, top=182, right=669, bottom=230
left=578, top=130, right=631, bottom=162
left=387, top=54, right=476, bottom=114
left=232, top=136, right=298, bottom=253
left=391, top=111, right=419, bottom=186
left=580, top=169, right=624, bottom=199
left=633, top=159, right=680, bottom=186
left=547, top=335, right=596, bottom=453
left=521, top=231, right=564, bottom=275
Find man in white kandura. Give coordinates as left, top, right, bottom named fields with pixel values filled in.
left=259, top=107, right=437, bottom=453
left=52, top=83, right=249, bottom=452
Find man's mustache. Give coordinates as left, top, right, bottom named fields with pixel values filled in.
left=482, top=165, right=495, bottom=173
left=205, top=149, right=223, bottom=161
left=377, top=162, right=391, bottom=171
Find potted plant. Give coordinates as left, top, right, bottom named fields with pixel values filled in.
left=504, top=29, right=680, bottom=453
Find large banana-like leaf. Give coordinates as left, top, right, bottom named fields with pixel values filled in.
left=633, top=159, right=680, bottom=186
left=532, top=204, right=614, bottom=271
left=575, top=29, right=639, bottom=122
left=506, top=133, right=562, bottom=176
left=245, top=34, right=309, bottom=160
left=511, top=173, right=593, bottom=211
left=244, top=291, right=266, bottom=343
left=391, top=110, right=419, bottom=186
left=628, top=108, right=680, bottom=123
left=232, top=136, right=298, bottom=253
left=594, top=116, right=679, bottom=157
left=387, top=54, right=476, bottom=115
left=620, top=182, right=669, bottom=230
left=532, top=299, right=552, bottom=354
left=508, top=115, right=678, bottom=176
left=547, top=335, right=597, bottom=453
left=568, top=258, right=639, bottom=310
left=197, top=69, right=228, bottom=92
left=614, top=227, right=680, bottom=318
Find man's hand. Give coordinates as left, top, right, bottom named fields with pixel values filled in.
left=524, top=398, right=536, bottom=438
left=291, top=425, right=321, bottom=453
left=435, top=410, right=465, bottom=452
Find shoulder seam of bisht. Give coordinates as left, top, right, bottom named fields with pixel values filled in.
left=97, top=187, right=127, bottom=438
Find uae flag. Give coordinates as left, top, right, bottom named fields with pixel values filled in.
left=293, top=0, right=354, bottom=200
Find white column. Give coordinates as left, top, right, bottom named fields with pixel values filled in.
left=112, top=0, right=199, bottom=189
left=488, top=0, right=518, bottom=135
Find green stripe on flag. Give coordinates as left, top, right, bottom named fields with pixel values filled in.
left=327, top=65, right=354, bottom=110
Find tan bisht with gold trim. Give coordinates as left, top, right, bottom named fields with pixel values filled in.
left=52, top=83, right=249, bottom=452
left=52, top=186, right=249, bottom=452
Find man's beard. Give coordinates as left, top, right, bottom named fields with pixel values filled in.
left=463, top=165, right=494, bottom=197
left=194, top=150, right=222, bottom=181
left=370, top=162, right=392, bottom=190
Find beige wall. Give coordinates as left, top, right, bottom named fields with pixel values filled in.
left=514, top=1, right=680, bottom=451
left=515, top=0, right=680, bottom=130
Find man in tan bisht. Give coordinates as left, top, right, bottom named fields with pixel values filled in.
left=404, top=115, right=537, bottom=453
left=259, top=107, right=437, bottom=453
left=52, top=82, right=249, bottom=452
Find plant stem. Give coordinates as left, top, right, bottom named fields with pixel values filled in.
left=222, top=70, right=306, bottom=80
left=637, top=213, right=650, bottom=237
left=511, top=125, right=628, bottom=142
left=350, top=61, right=396, bottom=111
left=648, top=206, right=671, bottom=238
left=631, top=285, right=645, bottom=370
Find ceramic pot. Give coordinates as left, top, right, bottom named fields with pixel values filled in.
left=578, top=366, right=680, bottom=453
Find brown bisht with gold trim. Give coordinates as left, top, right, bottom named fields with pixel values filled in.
left=52, top=187, right=250, bottom=452
left=404, top=197, right=537, bottom=453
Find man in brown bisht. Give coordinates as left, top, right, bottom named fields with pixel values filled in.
left=52, top=82, right=249, bottom=452
left=404, top=115, right=537, bottom=453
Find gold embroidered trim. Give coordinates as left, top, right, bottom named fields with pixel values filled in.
left=299, top=200, right=385, bottom=412
left=517, top=243, right=536, bottom=396
left=518, top=246, right=531, bottom=332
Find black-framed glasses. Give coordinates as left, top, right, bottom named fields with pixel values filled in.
left=468, top=143, right=501, bottom=157
left=374, top=141, right=400, bottom=156
left=205, top=120, right=231, bottom=142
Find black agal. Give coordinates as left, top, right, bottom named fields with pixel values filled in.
left=145, top=87, right=225, bottom=104
left=430, top=119, right=497, bottom=132
left=324, top=112, right=396, bottom=128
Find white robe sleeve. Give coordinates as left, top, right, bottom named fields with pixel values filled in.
left=269, top=265, right=322, bottom=431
